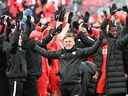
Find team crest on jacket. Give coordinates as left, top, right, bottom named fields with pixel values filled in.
left=78, top=39, right=81, bottom=42
left=61, top=54, right=64, bottom=57
left=72, top=51, right=76, bottom=55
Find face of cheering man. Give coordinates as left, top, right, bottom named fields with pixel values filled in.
left=109, top=27, right=119, bottom=38
left=63, top=33, right=75, bottom=50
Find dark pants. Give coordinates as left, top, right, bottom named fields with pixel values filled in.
left=80, top=61, right=97, bottom=96
left=9, top=80, right=23, bottom=96
left=61, top=83, right=81, bottom=96
left=9, top=76, right=37, bottom=96
left=0, top=72, right=10, bottom=96
left=23, top=76, right=38, bottom=96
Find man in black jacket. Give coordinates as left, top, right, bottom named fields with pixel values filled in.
left=34, top=31, right=103, bottom=96
left=0, top=15, right=16, bottom=96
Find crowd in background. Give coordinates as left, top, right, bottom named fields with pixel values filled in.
left=0, top=0, right=128, bottom=96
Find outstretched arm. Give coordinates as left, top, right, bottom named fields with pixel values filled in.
left=81, top=35, right=103, bottom=56
left=78, top=32, right=95, bottom=47
left=33, top=44, right=62, bottom=59
left=37, top=29, right=55, bottom=47
left=37, top=33, right=53, bottom=47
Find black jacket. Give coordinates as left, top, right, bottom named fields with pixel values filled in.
left=34, top=38, right=102, bottom=84
left=95, top=34, right=128, bottom=95
left=120, top=26, right=128, bottom=75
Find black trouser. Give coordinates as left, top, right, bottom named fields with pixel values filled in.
left=9, top=76, right=37, bottom=96
left=0, top=72, right=10, bottom=96
left=22, top=76, right=38, bottom=96
left=61, top=83, right=81, bottom=96
left=9, top=80, right=23, bottom=96
left=80, top=62, right=97, bottom=96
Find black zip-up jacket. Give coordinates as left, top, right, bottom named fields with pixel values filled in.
left=33, top=37, right=102, bottom=84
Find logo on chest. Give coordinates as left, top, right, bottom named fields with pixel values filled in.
left=72, top=51, right=76, bottom=55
